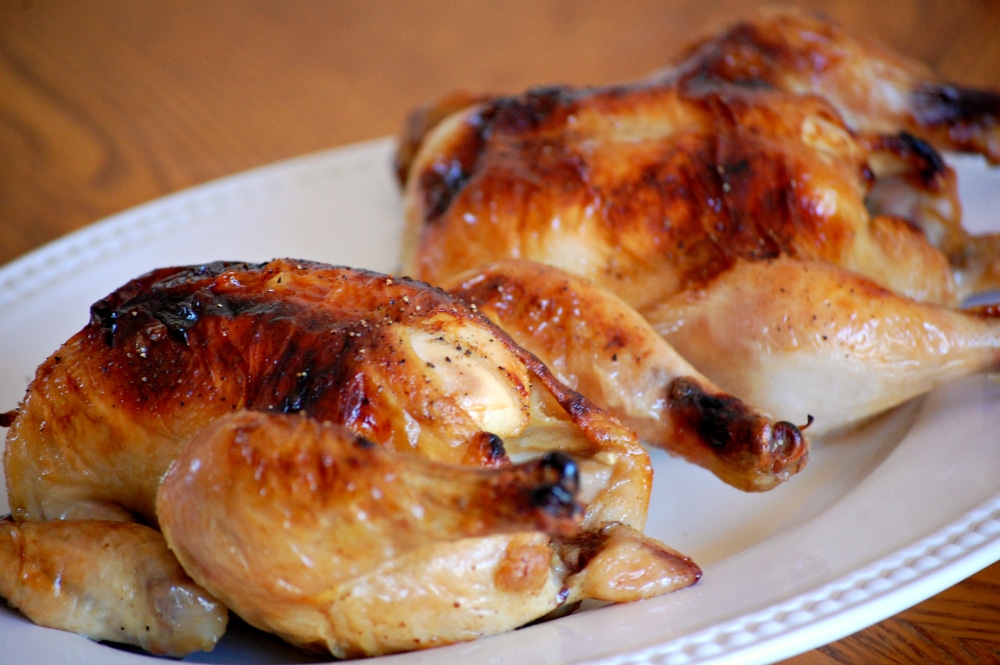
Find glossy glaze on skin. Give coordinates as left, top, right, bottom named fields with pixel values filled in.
left=2, top=259, right=700, bottom=657
left=662, top=7, right=1000, bottom=295
left=447, top=259, right=807, bottom=491
left=157, top=412, right=578, bottom=657
left=5, top=259, right=534, bottom=523
left=396, top=8, right=1000, bottom=437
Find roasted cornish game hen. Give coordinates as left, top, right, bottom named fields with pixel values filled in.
left=396, top=7, right=1000, bottom=439
left=1, top=259, right=699, bottom=657
left=3, top=6, right=1000, bottom=662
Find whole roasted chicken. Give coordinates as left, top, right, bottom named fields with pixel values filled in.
left=396, top=7, right=1000, bottom=438
left=1, top=259, right=699, bottom=658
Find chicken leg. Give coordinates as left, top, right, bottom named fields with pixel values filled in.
left=641, top=256, right=1000, bottom=436
left=446, top=259, right=808, bottom=491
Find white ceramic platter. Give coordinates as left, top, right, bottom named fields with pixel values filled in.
left=2, top=138, right=999, bottom=665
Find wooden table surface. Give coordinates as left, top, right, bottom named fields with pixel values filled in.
left=2, top=1, right=999, bottom=663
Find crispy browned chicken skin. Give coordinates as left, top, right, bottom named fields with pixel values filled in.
left=159, top=410, right=699, bottom=657
left=396, top=8, right=1000, bottom=437
left=445, top=259, right=807, bottom=491
left=656, top=7, right=1000, bottom=163
left=2, top=259, right=699, bottom=657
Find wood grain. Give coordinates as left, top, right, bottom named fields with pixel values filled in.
left=2, top=1, right=999, bottom=663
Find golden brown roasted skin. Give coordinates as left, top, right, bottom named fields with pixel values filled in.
left=399, top=73, right=964, bottom=308
left=656, top=5, right=1000, bottom=294
left=5, top=259, right=537, bottom=524
left=158, top=411, right=699, bottom=657
left=2, top=258, right=699, bottom=657
left=0, top=519, right=227, bottom=656
left=657, top=6, right=1000, bottom=164
left=446, top=260, right=807, bottom=491
left=397, top=8, right=1000, bottom=436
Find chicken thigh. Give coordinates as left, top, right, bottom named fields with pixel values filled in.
left=159, top=410, right=698, bottom=658
left=642, top=256, right=1000, bottom=435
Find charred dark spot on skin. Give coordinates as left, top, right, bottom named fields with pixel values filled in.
left=464, top=431, right=510, bottom=467
left=481, top=432, right=508, bottom=464
left=420, top=156, right=476, bottom=220
left=348, top=430, right=378, bottom=451
left=486, top=86, right=580, bottom=135
left=421, top=87, right=581, bottom=222
left=528, top=451, right=583, bottom=521
left=395, top=91, right=493, bottom=187
left=874, top=131, right=949, bottom=186
left=715, top=158, right=752, bottom=182
left=539, top=450, right=580, bottom=495
left=965, top=302, right=1000, bottom=319
left=418, top=106, right=496, bottom=222
left=87, top=261, right=403, bottom=406
left=91, top=262, right=249, bottom=348
left=558, top=525, right=609, bottom=573
left=668, top=377, right=749, bottom=450
left=92, top=291, right=203, bottom=348
left=668, top=377, right=804, bottom=470
left=911, top=83, right=1000, bottom=128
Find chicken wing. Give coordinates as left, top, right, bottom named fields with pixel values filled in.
left=0, top=519, right=227, bottom=656
left=446, top=259, right=807, bottom=491
left=2, top=259, right=698, bottom=657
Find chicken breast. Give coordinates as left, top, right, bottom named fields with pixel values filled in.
left=5, top=259, right=537, bottom=524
